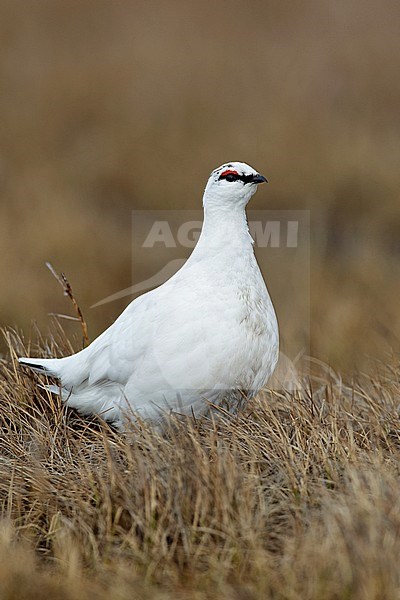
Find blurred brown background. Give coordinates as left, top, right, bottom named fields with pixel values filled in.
left=1, top=0, right=399, bottom=368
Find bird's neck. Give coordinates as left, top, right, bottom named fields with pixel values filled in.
left=194, top=202, right=254, bottom=257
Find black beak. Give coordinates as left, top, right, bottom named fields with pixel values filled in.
left=251, top=173, right=268, bottom=184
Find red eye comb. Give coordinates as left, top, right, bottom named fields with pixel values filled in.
left=220, top=169, right=239, bottom=177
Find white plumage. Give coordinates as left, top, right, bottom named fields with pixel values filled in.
left=19, top=162, right=279, bottom=429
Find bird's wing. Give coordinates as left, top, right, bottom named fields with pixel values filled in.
left=45, top=289, right=157, bottom=391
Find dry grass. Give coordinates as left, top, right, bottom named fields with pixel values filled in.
left=0, top=324, right=400, bottom=599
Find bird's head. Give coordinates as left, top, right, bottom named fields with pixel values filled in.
left=203, top=161, right=268, bottom=208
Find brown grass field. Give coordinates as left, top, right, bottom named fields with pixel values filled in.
left=1, top=325, right=400, bottom=599
left=1, top=0, right=400, bottom=597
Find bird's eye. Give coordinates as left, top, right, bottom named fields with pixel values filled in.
left=219, top=169, right=239, bottom=182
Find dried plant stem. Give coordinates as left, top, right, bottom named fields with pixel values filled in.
left=46, top=262, right=89, bottom=347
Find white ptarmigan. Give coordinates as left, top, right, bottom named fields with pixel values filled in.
left=19, top=162, right=279, bottom=429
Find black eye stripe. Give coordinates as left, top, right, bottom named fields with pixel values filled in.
left=218, top=172, right=254, bottom=184
left=240, top=173, right=256, bottom=184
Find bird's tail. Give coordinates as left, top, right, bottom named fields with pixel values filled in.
left=18, top=357, right=60, bottom=377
